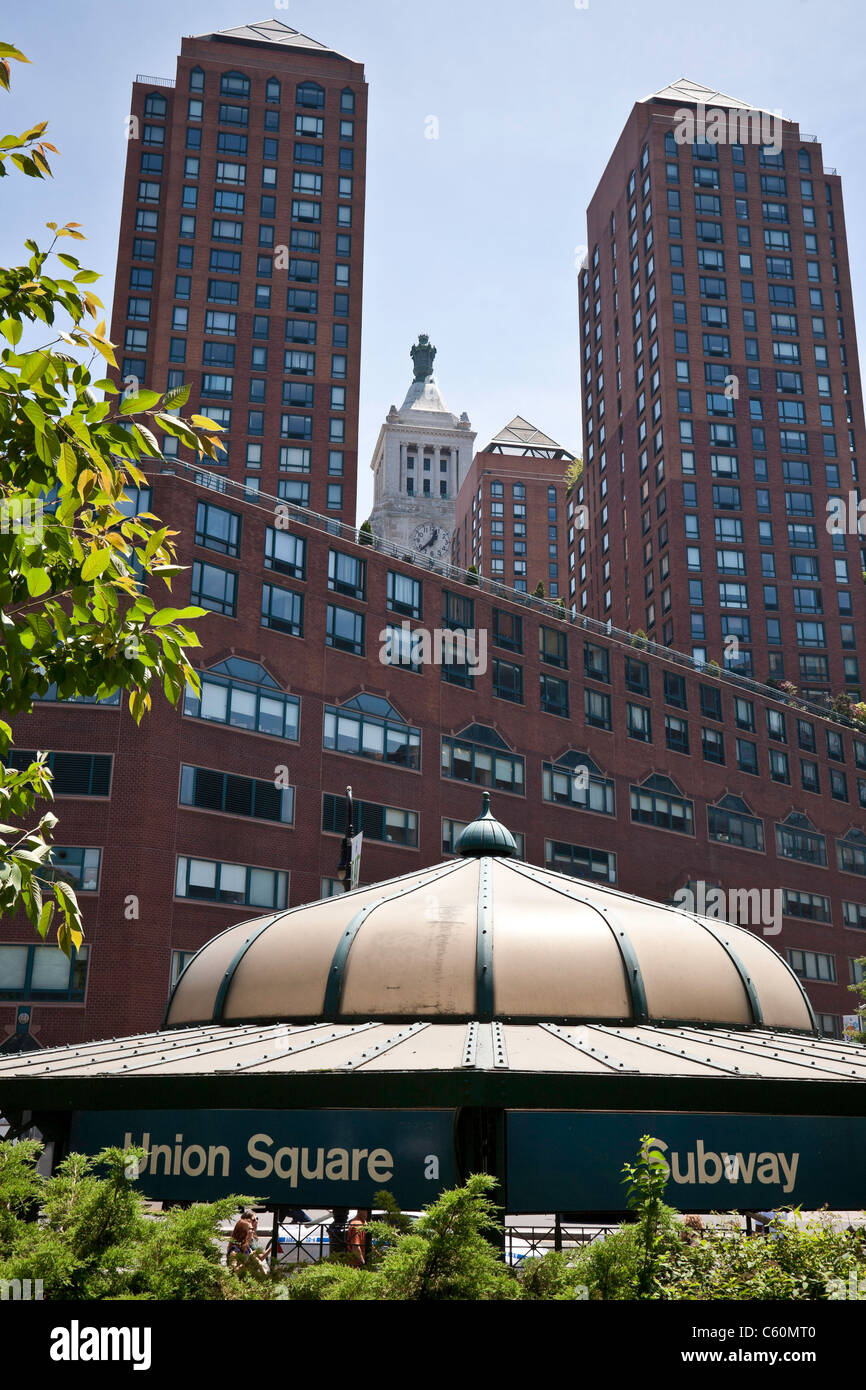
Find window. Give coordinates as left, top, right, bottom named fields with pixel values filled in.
left=540, top=673, right=569, bottom=718
left=584, top=642, right=609, bottom=682
left=585, top=688, right=611, bottom=730
left=326, top=604, right=364, bottom=655
left=776, top=813, right=827, bottom=866
left=387, top=571, right=422, bottom=619
left=191, top=560, right=237, bottom=616
left=627, top=702, right=652, bottom=742
left=664, top=672, right=687, bottom=709
left=0, top=943, right=88, bottom=1001
left=264, top=528, right=306, bottom=580
left=324, top=696, right=420, bottom=770
left=630, top=775, right=694, bottom=835
left=665, top=714, right=689, bottom=755
left=838, top=829, right=866, bottom=877
left=175, top=855, right=287, bottom=909
left=8, top=750, right=112, bottom=797
left=46, top=846, right=101, bottom=892
left=700, top=685, right=722, bottom=721
left=323, top=794, right=417, bottom=848
left=540, top=626, right=568, bottom=668
left=624, top=657, right=649, bottom=696
left=328, top=550, right=366, bottom=600
left=493, top=609, right=522, bottom=652
left=787, top=948, right=835, bottom=983
left=494, top=659, right=524, bottom=704
left=546, top=839, right=616, bottom=884
left=261, top=578, right=304, bottom=636
left=843, top=901, right=866, bottom=931
left=296, top=81, right=325, bottom=109
left=708, top=795, right=764, bottom=851
left=180, top=764, right=293, bottom=824
left=543, top=752, right=614, bottom=816
left=442, top=726, right=524, bottom=794
left=183, top=658, right=299, bottom=740
left=194, top=501, right=241, bottom=557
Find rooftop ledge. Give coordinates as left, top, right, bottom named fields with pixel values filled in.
left=151, top=456, right=865, bottom=736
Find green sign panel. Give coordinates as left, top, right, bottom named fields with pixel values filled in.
left=506, top=1111, right=866, bottom=1211
left=70, top=1109, right=457, bottom=1206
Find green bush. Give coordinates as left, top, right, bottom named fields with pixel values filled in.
left=0, top=1140, right=263, bottom=1300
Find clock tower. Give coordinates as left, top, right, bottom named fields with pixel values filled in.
left=368, top=335, right=475, bottom=559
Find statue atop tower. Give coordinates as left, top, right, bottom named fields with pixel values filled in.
left=368, top=336, right=474, bottom=556
left=410, top=333, right=436, bottom=381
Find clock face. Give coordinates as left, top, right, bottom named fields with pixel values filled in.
left=413, top=523, right=450, bottom=558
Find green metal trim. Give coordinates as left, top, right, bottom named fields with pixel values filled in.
left=322, top=861, right=466, bottom=1020
left=505, top=861, right=649, bottom=1024
left=476, top=858, right=495, bottom=1020
left=686, top=914, right=764, bottom=1027
left=162, top=912, right=271, bottom=1029
left=11, top=1067, right=866, bottom=1120
left=212, top=914, right=279, bottom=1023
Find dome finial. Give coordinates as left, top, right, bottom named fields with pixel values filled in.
left=455, top=792, right=518, bottom=859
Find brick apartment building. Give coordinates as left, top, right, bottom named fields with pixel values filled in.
left=573, top=79, right=866, bottom=700
left=112, top=19, right=366, bottom=521
left=453, top=417, right=573, bottom=597
left=3, top=63, right=866, bottom=1052
left=4, top=466, right=866, bottom=1047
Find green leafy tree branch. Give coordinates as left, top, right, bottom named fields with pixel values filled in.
left=0, top=41, right=224, bottom=954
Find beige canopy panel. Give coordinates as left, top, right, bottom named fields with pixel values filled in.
left=0, top=1022, right=863, bottom=1083
left=164, top=797, right=815, bottom=1034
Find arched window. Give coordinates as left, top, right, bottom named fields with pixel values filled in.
left=664, top=129, right=677, bottom=157
left=490, top=479, right=503, bottom=498
left=296, top=80, right=324, bottom=109
left=340, top=87, right=355, bottom=113
left=189, top=66, right=204, bottom=93
left=220, top=70, right=250, bottom=99
left=144, top=92, right=167, bottom=117
left=798, top=148, right=811, bottom=172
left=513, top=482, right=525, bottom=499
left=266, top=77, right=281, bottom=103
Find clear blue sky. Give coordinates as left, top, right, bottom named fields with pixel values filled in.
left=3, top=0, right=865, bottom=520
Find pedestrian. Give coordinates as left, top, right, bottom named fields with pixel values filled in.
left=330, top=1206, right=350, bottom=1258
left=246, top=1211, right=271, bottom=1267
left=226, top=1216, right=253, bottom=1269
left=347, top=1209, right=370, bottom=1266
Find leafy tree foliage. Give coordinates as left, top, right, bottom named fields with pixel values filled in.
left=0, top=42, right=223, bottom=953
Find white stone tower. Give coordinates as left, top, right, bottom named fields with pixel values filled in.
left=368, top=335, right=475, bottom=558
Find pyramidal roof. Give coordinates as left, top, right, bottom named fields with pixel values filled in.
left=197, top=19, right=353, bottom=60
left=485, top=416, right=571, bottom=456
left=641, top=78, right=778, bottom=118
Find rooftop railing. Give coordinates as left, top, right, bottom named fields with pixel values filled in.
left=135, top=74, right=175, bottom=87
left=155, top=457, right=862, bottom=732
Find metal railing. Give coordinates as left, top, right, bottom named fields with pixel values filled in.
left=156, top=457, right=863, bottom=732
left=135, top=74, right=176, bottom=87
left=505, top=1224, right=618, bottom=1263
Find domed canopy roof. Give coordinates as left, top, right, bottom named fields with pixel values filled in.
left=167, top=800, right=815, bottom=1035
